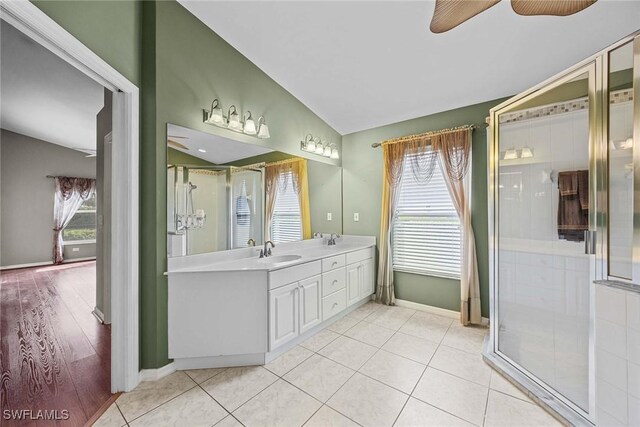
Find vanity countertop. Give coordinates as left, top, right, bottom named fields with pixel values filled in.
left=166, top=235, right=376, bottom=274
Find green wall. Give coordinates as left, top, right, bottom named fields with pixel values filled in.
left=33, top=0, right=342, bottom=369
left=342, top=98, right=509, bottom=317
left=32, top=0, right=142, bottom=86
left=147, top=1, right=342, bottom=368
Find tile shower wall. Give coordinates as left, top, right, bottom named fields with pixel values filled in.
left=595, top=284, right=640, bottom=426
left=498, top=107, right=591, bottom=411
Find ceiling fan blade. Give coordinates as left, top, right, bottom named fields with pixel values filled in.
left=430, top=0, right=501, bottom=33
left=511, top=0, right=597, bottom=16
left=168, top=140, right=189, bottom=150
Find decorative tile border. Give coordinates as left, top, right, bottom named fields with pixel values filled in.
left=500, top=89, right=633, bottom=124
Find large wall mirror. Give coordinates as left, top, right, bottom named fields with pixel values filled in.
left=167, top=124, right=342, bottom=257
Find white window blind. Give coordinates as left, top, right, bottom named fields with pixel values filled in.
left=270, top=171, right=302, bottom=243
left=392, top=153, right=461, bottom=279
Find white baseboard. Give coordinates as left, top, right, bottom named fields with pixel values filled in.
left=92, top=307, right=105, bottom=324
left=395, top=298, right=489, bottom=326
left=0, top=257, right=97, bottom=271
left=139, top=362, right=176, bottom=382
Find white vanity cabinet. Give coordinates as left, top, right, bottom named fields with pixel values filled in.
left=168, top=236, right=377, bottom=367
left=268, top=261, right=323, bottom=351
left=346, top=248, right=375, bottom=307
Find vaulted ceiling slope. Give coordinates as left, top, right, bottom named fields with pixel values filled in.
left=179, top=0, right=640, bottom=135
left=0, top=21, right=104, bottom=153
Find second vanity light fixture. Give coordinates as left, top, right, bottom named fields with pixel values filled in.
left=300, top=133, right=339, bottom=159
left=203, top=99, right=270, bottom=139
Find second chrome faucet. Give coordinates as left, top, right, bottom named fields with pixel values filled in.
left=260, top=240, right=275, bottom=258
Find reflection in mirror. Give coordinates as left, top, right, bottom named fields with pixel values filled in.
left=167, top=124, right=342, bottom=257
left=607, top=41, right=634, bottom=280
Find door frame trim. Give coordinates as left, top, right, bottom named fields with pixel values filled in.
left=0, top=0, right=140, bottom=392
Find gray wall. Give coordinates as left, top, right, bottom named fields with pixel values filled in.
left=0, top=129, right=96, bottom=267
left=342, top=98, right=509, bottom=317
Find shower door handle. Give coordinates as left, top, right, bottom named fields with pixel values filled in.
left=584, top=230, right=596, bottom=255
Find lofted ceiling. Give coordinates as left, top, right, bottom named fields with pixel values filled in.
left=179, top=0, right=640, bottom=135
left=0, top=21, right=104, bottom=154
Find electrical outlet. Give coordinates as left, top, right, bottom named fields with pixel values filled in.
left=327, top=212, right=332, bottom=221
left=354, top=212, right=359, bottom=222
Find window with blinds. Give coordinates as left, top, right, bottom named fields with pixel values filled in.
left=392, top=153, right=461, bottom=279
left=270, top=171, right=302, bottom=243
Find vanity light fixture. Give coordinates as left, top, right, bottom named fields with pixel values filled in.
left=301, top=134, right=340, bottom=159
left=330, top=144, right=339, bottom=159
left=203, top=99, right=271, bottom=139
left=227, top=106, right=242, bottom=132
left=504, top=148, right=518, bottom=160
left=243, top=111, right=257, bottom=135
left=257, top=116, right=270, bottom=139
left=520, top=147, right=534, bottom=158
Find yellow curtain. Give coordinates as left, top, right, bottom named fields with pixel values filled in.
left=377, top=142, right=407, bottom=305
left=264, top=158, right=311, bottom=241
left=296, top=159, right=312, bottom=239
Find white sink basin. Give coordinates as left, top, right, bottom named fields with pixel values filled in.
left=258, top=254, right=302, bottom=265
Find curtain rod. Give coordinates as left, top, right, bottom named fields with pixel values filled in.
left=46, top=175, right=96, bottom=180
left=370, top=123, right=484, bottom=148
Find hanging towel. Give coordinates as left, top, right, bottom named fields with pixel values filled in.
left=557, top=170, right=589, bottom=242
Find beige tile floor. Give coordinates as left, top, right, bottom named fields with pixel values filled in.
left=94, top=302, right=562, bottom=427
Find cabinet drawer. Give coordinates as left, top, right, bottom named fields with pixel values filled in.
left=322, top=288, right=347, bottom=320
left=269, top=261, right=321, bottom=290
left=322, top=267, right=346, bottom=297
left=346, top=247, right=374, bottom=265
left=322, top=254, right=346, bottom=272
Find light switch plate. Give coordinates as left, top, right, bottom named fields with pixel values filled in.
left=354, top=213, right=359, bottom=222
left=327, top=212, right=332, bottom=221
left=72, top=247, right=80, bottom=252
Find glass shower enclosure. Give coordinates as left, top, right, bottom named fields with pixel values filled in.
left=487, top=33, right=639, bottom=425
left=167, top=164, right=264, bottom=256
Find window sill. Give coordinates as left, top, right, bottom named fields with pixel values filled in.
left=393, top=266, right=460, bottom=281
left=63, top=240, right=96, bottom=245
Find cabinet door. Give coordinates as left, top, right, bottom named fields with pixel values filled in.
left=359, top=258, right=375, bottom=297
left=299, top=275, right=322, bottom=333
left=346, top=263, right=361, bottom=307
left=269, top=282, right=299, bottom=350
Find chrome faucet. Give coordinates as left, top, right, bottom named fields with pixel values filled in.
left=247, top=238, right=256, bottom=247
left=328, top=233, right=341, bottom=246
left=260, top=240, right=275, bottom=258
left=313, top=232, right=323, bottom=239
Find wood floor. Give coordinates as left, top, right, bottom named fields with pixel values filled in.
left=0, top=261, right=111, bottom=426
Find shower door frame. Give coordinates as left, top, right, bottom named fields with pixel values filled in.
left=489, top=59, right=599, bottom=425
left=487, top=31, right=640, bottom=425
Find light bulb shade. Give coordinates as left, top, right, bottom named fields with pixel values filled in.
left=315, top=142, right=325, bottom=154
left=330, top=147, right=339, bottom=159
left=324, top=144, right=332, bottom=156
left=504, top=148, right=518, bottom=160
left=257, top=116, right=270, bottom=138
left=210, top=108, right=224, bottom=124
left=243, top=112, right=257, bottom=135
left=307, top=139, right=316, bottom=152
left=228, top=114, right=241, bottom=131
left=520, top=147, right=533, bottom=158
left=621, top=137, right=633, bottom=150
